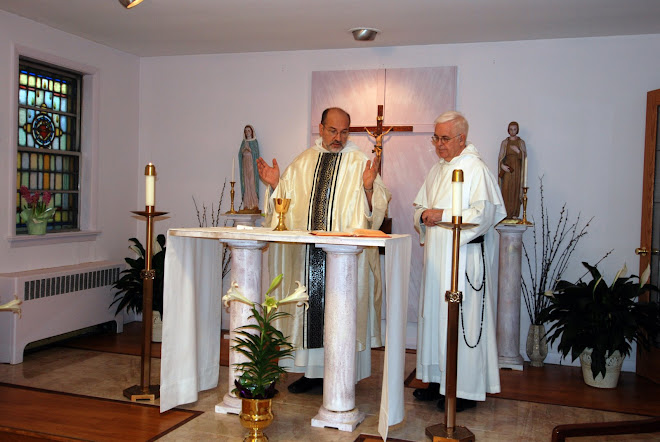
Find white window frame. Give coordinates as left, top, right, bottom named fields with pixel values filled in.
left=8, top=46, right=101, bottom=247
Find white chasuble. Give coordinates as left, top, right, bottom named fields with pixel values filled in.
left=413, top=144, right=506, bottom=401
left=264, top=139, right=390, bottom=379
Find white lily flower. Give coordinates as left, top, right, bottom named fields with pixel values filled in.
left=640, top=264, right=651, bottom=286
left=278, top=281, right=309, bottom=309
left=0, top=296, right=22, bottom=317
left=222, top=282, right=255, bottom=308
left=129, top=245, right=141, bottom=257
left=593, top=276, right=603, bottom=294
left=152, top=238, right=162, bottom=255
left=612, top=263, right=627, bottom=286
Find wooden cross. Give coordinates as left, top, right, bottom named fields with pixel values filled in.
left=349, top=104, right=413, bottom=175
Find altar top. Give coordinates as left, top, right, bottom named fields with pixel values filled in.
left=168, top=226, right=408, bottom=247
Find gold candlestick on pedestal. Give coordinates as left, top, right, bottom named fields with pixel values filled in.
left=518, top=187, right=533, bottom=225
left=225, top=181, right=238, bottom=214
left=427, top=170, right=475, bottom=442
left=124, top=164, right=168, bottom=402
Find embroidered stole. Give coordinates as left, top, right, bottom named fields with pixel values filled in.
left=304, top=152, right=341, bottom=348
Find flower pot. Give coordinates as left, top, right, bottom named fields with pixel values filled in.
left=579, top=348, right=623, bottom=388
left=526, top=324, right=548, bottom=367
left=239, top=397, right=273, bottom=442
left=27, top=220, right=47, bottom=235
left=152, top=311, right=162, bottom=343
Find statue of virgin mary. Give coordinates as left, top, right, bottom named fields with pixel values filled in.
left=238, top=124, right=261, bottom=213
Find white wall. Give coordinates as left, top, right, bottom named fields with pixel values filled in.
left=140, top=34, right=660, bottom=370
left=2, top=8, right=657, bottom=371
left=0, top=11, right=141, bottom=273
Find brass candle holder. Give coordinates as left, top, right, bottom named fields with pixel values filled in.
left=273, top=198, right=291, bottom=231
left=427, top=170, right=475, bottom=442
left=124, top=165, right=168, bottom=402
left=225, top=181, right=238, bottom=214
left=517, top=187, right=533, bottom=225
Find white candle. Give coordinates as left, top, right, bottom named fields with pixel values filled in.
left=523, top=156, right=528, bottom=187
left=452, top=175, right=462, bottom=217
left=145, top=167, right=155, bottom=206
left=232, top=158, right=235, bottom=182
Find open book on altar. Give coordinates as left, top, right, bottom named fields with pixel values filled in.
left=309, top=228, right=390, bottom=238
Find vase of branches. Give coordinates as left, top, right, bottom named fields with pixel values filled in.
left=193, top=179, right=232, bottom=280
left=525, top=324, right=548, bottom=367
left=521, top=177, right=599, bottom=367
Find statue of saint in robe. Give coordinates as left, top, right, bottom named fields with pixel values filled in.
left=497, top=121, right=527, bottom=219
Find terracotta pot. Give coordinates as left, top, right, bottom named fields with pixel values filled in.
left=239, top=397, right=273, bottom=442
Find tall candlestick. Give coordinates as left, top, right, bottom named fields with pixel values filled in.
left=452, top=169, right=463, bottom=217
left=232, top=158, right=235, bottom=182
left=523, top=156, right=528, bottom=187
left=145, top=163, right=156, bottom=207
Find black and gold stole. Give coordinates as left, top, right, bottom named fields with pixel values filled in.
left=304, top=152, right=342, bottom=348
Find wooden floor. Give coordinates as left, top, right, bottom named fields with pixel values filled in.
left=0, top=383, right=201, bottom=441
left=69, top=322, right=660, bottom=418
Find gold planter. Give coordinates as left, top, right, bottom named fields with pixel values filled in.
left=239, top=398, right=273, bottom=442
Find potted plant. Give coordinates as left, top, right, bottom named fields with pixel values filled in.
left=222, top=274, right=308, bottom=441
left=538, top=261, right=660, bottom=388
left=521, top=178, right=595, bottom=366
left=19, top=186, right=56, bottom=235
left=110, top=235, right=166, bottom=340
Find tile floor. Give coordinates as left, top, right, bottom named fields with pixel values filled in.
left=0, top=346, right=656, bottom=441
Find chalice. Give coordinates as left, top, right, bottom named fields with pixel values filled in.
left=273, top=198, right=291, bottom=231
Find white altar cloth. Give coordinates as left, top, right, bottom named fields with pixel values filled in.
left=160, top=227, right=411, bottom=440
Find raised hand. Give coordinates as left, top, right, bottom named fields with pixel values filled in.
left=363, top=154, right=380, bottom=190
left=256, top=157, right=280, bottom=189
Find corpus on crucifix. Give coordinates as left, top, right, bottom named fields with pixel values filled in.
left=350, top=104, right=413, bottom=176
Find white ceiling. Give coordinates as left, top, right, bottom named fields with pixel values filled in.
left=2, top=0, right=660, bottom=57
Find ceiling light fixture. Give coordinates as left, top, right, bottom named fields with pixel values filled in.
left=118, top=0, right=145, bottom=9
left=350, top=28, right=380, bottom=42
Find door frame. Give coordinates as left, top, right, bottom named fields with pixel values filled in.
left=637, top=88, right=660, bottom=383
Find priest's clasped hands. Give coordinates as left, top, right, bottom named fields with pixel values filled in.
left=421, top=208, right=444, bottom=227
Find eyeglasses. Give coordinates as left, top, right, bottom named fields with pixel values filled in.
left=431, top=134, right=461, bottom=145
left=323, top=126, right=350, bottom=138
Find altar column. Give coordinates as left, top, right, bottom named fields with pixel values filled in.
left=215, top=239, right=267, bottom=414
left=496, top=224, right=528, bottom=370
left=311, top=244, right=365, bottom=431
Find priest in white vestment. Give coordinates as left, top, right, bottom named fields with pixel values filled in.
left=256, top=107, right=390, bottom=393
left=413, top=111, right=506, bottom=410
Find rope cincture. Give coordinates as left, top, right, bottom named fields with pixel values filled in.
left=461, top=241, right=486, bottom=349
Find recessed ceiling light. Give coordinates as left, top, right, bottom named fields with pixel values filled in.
left=350, top=28, right=380, bottom=42
left=118, top=0, right=145, bottom=9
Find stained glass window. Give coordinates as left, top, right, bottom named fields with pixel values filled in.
left=16, top=58, right=82, bottom=234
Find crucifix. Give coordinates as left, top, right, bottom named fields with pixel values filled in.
left=350, top=104, right=413, bottom=176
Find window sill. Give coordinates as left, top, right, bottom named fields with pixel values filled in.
left=7, top=230, right=101, bottom=248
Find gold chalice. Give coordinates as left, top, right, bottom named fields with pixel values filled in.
left=273, top=198, right=291, bottom=231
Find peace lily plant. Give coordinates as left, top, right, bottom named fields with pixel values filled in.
left=538, top=262, right=660, bottom=381
left=222, top=274, right=308, bottom=399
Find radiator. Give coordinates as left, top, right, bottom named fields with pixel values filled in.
left=0, top=260, right=124, bottom=364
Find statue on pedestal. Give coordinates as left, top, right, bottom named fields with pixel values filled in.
left=238, top=125, right=261, bottom=213
left=498, top=121, right=527, bottom=219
